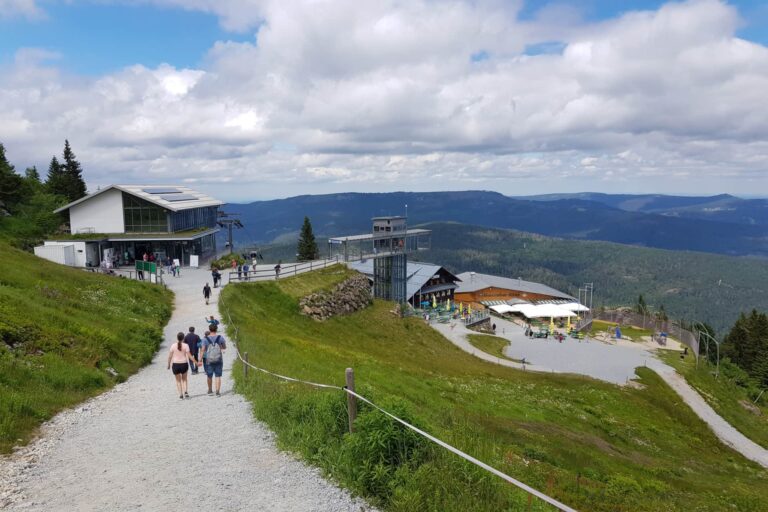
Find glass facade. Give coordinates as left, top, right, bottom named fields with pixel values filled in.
left=169, top=207, right=217, bottom=232
left=122, top=193, right=218, bottom=233
left=123, top=193, right=169, bottom=233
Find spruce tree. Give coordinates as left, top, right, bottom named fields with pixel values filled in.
left=297, top=216, right=319, bottom=261
left=722, top=310, right=768, bottom=386
left=25, top=166, right=41, bottom=183
left=45, top=156, right=66, bottom=197
left=0, top=142, right=24, bottom=213
left=61, top=140, right=87, bottom=201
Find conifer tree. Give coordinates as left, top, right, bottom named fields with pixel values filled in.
left=24, top=166, right=41, bottom=183
left=723, top=310, right=768, bottom=386
left=45, top=156, right=66, bottom=196
left=60, top=140, right=87, bottom=201
left=0, top=142, right=24, bottom=213
left=297, top=216, right=319, bottom=261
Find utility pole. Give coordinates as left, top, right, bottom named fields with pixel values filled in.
left=217, top=211, right=243, bottom=255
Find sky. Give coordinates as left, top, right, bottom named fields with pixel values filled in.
left=1, top=0, right=767, bottom=202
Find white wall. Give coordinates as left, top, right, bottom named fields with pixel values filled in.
left=34, top=244, right=75, bottom=266
left=69, top=188, right=125, bottom=234
left=44, top=240, right=88, bottom=267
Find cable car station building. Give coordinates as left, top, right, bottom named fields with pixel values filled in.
left=38, top=185, right=222, bottom=268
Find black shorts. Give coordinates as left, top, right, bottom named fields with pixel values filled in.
left=172, top=362, right=189, bottom=375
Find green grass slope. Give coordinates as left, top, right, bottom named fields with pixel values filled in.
left=659, top=351, right=768, bottom=449
left=0, top=243, right=173, bottom=453
left=222, top=266, right=768, bottom=512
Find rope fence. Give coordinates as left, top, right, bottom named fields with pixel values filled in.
left=225, top=257, right=340, bottom=283
left=218, top=294, right=578, bottom=512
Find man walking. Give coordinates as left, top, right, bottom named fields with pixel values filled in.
left=184, top=326, right=201, bottom=375
left=201, top=324, right=226, bottom=396
left=203, top=282, right=212, bottom=305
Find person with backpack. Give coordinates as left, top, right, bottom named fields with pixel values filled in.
left=242, top=263, right=249, bottom=281
left=167, top=332, right=198, bottom=399
left=184, top=326, right=202, bottom=375
left=206, top=315, right=219, bottom=330
left=200, top=324, right=226, bottom=396
left=274, top=262, right=281, bottom=279
left=203, top=282, right=212, bottom=305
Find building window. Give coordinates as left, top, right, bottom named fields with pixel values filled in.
left=123, top=193, right=169, bottom=233
left=169, top=207, right=217, bottom=232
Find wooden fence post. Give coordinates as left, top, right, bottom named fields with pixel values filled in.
left=345, top=368, right=357, bottom=433
left=243, top=352, right=249, bottom=380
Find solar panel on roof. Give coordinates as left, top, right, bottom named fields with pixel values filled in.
left=161, top=194, right=198, bottom=202
left=143, top=188, right=181, bottom=194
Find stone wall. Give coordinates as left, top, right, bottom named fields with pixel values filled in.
left=299, top=274, right=372, bottom=321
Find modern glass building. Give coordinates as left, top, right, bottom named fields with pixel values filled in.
left=47, top=185, right=223, bottom=267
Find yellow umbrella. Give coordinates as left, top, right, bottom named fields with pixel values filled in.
left=566, top=316, right=571, bottom=333
left=468, top=305, right=472, bottom=316
left=432, top=295, right=437, bottom=309
left=459, top=302, right=463, bottom=313
left=549, top=316, right=555, bottom=334
left=446, top=298, right=451, bottom=310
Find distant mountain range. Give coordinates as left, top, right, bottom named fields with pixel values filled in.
left=226, top=191, right=768, bottom=258
left=522, top=193, right=768, bottom=226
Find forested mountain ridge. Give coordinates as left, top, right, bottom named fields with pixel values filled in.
left=414, top=222, right=768, bottom=333
left=229, top=191, right=768, bottom=257
left=524, top=192, right=768, bottom=226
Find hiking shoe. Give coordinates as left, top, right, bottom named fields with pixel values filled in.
left=179, top=394, right=183, bottom=400
left=184, top=392, right=189, bottom=398
left=216, top=392, right=221, bottom=397
left=207, top=390, right=213, bottom=395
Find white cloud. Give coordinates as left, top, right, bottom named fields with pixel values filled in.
left=0, top=0, right=45, bottom=20
left=1, top=0, right=768, bottom=199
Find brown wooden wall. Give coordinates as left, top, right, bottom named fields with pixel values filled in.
left=454, top=287, right=560, bottom=307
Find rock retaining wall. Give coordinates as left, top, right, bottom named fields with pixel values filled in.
left=299, top=274, right=372, bottom=321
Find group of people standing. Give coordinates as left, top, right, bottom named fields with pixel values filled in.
left=167, top=319, right=227, bottom=399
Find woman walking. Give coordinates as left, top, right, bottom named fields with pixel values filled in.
left=167, top=332, right=198, bottom=399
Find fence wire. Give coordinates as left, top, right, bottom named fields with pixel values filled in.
left=218, top=291, right=577, bottom=512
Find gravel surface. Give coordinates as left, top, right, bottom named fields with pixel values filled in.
left=433, top=317, right=768, bottom=469
left=0, top=267, right=375, bottom=511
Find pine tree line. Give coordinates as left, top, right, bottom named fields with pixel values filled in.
left=723, top=310, right=768, bottom=387
left=0, top=140, right=87, bottom=213
left=0, top=140, right=87, bottom=248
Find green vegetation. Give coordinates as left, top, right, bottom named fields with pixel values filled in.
left=416, top=222, right=768, bottom=333
left=591, top=320, right=653, bottom=341
left=660, top=351, right=768, bottom=449
left=467, top=334, right=517, bottom=361
left=297, top=216, right=319, bottom=261
left=723, top=310, right=768, bottom=387
left=0, top=242, right=173, bottom=453
left=222, top=267, right=768, bottom=512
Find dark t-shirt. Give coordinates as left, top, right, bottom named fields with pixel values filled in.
left=184, top=333, right=201, bottom=353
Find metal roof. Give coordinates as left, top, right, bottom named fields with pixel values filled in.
left=328, top=228, right=431, bottom=243
left=54, top=184, right=224, bottom=214
left=454, top=272, right=575, bottom=300
left=348, top=260, right=459, bottom=302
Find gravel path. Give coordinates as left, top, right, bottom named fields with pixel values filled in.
left=433, top=317, right=768, bottom=469
left=0, top=267, right=374, bottom=511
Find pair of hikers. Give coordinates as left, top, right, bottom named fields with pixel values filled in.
left=167, top=323, right=227, bottom=399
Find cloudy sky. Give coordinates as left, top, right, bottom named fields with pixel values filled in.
left=1, top=0, right=767, bottom=201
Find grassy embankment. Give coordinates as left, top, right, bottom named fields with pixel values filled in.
left=222, top=266, right=768, bottom=512
left=0, top=243, right=173, bottom=453
left=590, top=320, right=653, bottom=341
left=659, top=351, right=768, bottom=449
left=466, top=334, right=519, bottom=361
